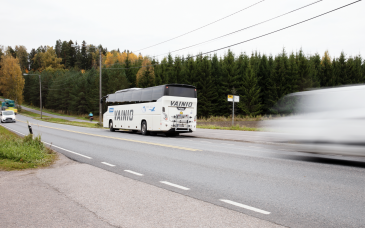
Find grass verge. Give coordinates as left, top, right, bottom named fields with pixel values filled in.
left=0, top=126, right=57, bottom=171
left=42, top=117, right=102, bottom=128
left=19, top=110, right=102, bottom=128
left=22, top=103, right=99, bottom=120
left=197, top=124, right=260, bottom=131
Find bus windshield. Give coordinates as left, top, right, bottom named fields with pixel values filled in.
left=166, top=86, right=196, bottom=98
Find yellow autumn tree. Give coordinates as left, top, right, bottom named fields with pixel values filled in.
left=136, top=57, right=155, bottom=88
left=33, top=46, right=63, bottom=71
left=127, top=52, right=138, bottom=63
left=321, top=50, right=331, bottom=66
left=104, top=52, right=117, bottom=66
left=0, top=55, right=25, bottom=105
left=117, top=52, right=128, bottom=63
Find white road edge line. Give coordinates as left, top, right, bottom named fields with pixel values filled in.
left=43, top=142, right=92, bottom=159
left=160, top=181, right=190, bottom=190
left=124, top=170, right=143, bottom=176
left=0, top=125, right=25, bottom=136
left=221, top=143, right=234, bottom=145
left=220, top=199, right=271, bottom=215
left=200, top=141, right=212, bottom=143
left=101, top=162, right=116, bottom=167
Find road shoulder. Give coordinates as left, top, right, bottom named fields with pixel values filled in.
left=1, top=151, right=284, bottom=228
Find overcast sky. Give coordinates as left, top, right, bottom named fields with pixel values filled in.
left=2, top=0, right=364, bottom=60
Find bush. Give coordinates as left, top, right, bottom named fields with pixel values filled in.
left=0, top=127, right=56, bottom=169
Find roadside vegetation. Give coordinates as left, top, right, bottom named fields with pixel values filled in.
left=22, top=103, right=96, bottom=121
left=0, top=126, right=57, bottom=171
left=197, top=124, right=260, bottom=132
left=197, top=115, right=273, bottom=122
left=19, top=109, right=102, bottom=128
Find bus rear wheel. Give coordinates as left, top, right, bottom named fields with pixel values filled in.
left=141, top=121, right=149, bottom=135
left=109, top=121, right=115, bottom=132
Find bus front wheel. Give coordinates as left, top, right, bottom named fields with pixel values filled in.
left=109, top=121, right=115, bottom=132
left=141, top=121, right=149, bottom=135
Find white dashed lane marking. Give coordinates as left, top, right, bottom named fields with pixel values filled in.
left=160, top=181, right=190, bottom=190
left=220, top=199, right=271, bottom=215
left=101, top=162, right=116, bottom=167
left=124, top=170, right=143, bottom=176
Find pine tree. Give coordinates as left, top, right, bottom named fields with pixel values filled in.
left=257, top=54, right=271, bottom=113
left=167, top=53, right=175, bottom=83
left=238, top=63, right=262, bottom=116
left=196, top=56, right=216, bottom=118
left=55, top=40, right=62, bottom=58
left=287, top=52, right=299, bottom=93
left=297, top=49, right=312, bottom=91
left=159, top=58, right=168, bottom=84
left=210, top=54, right=221, bottom=116
left=320, top=51, right=334, bottom=87
left=68, top=40, right=76, bottom=68
left=309, top=53, right=321, bottom=87
left=174, top=56, right=183, bottom=84
left=60, top=41, right=70, bottom=68
left=266, top=56, right=279, bottom=113
left=182, top=56, right=196, bottom=86
left=274, top=49, right=289, bottom=99
left=219, top=50, right=238, bottom=116
left=13, top=46, right=28, bottom=72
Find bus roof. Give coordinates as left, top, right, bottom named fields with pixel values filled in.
left=106, top=84, right=196, bottom=103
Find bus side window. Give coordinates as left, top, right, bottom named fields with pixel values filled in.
left=162, top=107, right=165, bottom=112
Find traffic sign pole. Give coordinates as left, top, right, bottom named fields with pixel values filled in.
left=232, top=100, right=234, bottom=126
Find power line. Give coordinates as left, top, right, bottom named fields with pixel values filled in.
left=133, top=0, right=266, bottom=53
left=154, top=0, right=324, bottom=57
left=186, top=0, right=361, bottom=59
left=104, top=0, right=361, bottom=70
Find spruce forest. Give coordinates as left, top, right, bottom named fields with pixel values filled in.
left=1, top=40, right=364, bottom=118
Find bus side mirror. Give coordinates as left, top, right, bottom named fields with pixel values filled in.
left=162, top=107, right=165, bottom=112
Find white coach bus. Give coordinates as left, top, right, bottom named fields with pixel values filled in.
left=103, top=84, right=197, bottom=136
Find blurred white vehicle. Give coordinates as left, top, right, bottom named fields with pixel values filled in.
left=263, top=85, right=365, bottom=157
left=1, top=110, right=16, bottom=123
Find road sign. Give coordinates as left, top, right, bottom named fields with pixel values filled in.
left=227, top=95, right=240, bottom=126
left=228, top=95, right=239, bottom=102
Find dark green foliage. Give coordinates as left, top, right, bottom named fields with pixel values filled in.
left=238, top=63, right=262, bottom=115
left=196, top=56, right=217, bottom=118
left=137, top=65, right=154, bottom=88
left=297, top=50, right=312, bottom=91
left=21, top=41, right=364, bottom=117
left=219, top=50, right=239, bottom=116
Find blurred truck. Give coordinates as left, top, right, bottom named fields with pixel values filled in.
left=1, top=99, right=18, bottom=114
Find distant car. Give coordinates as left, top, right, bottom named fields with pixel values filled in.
left=1, top=110, right=16, bottom=123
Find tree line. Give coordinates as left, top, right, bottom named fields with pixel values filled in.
left=1, top=41, right=364, bottom=117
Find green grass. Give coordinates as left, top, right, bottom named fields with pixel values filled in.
left=197, top=124, right=260, bottom=131
left=197, top=115, right=274, bottom=122
left=42, top=117, right=102, bottom=128
left=0, top=126, right=57, bottom=171
left=22, top=103, right=99, bottom=120
left=19, top=110, right=102, bottom=128
left=19, top=110, right=50, bottom=118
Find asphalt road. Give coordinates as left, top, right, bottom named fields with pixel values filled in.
left=2, top=114, right=365, bottom=228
